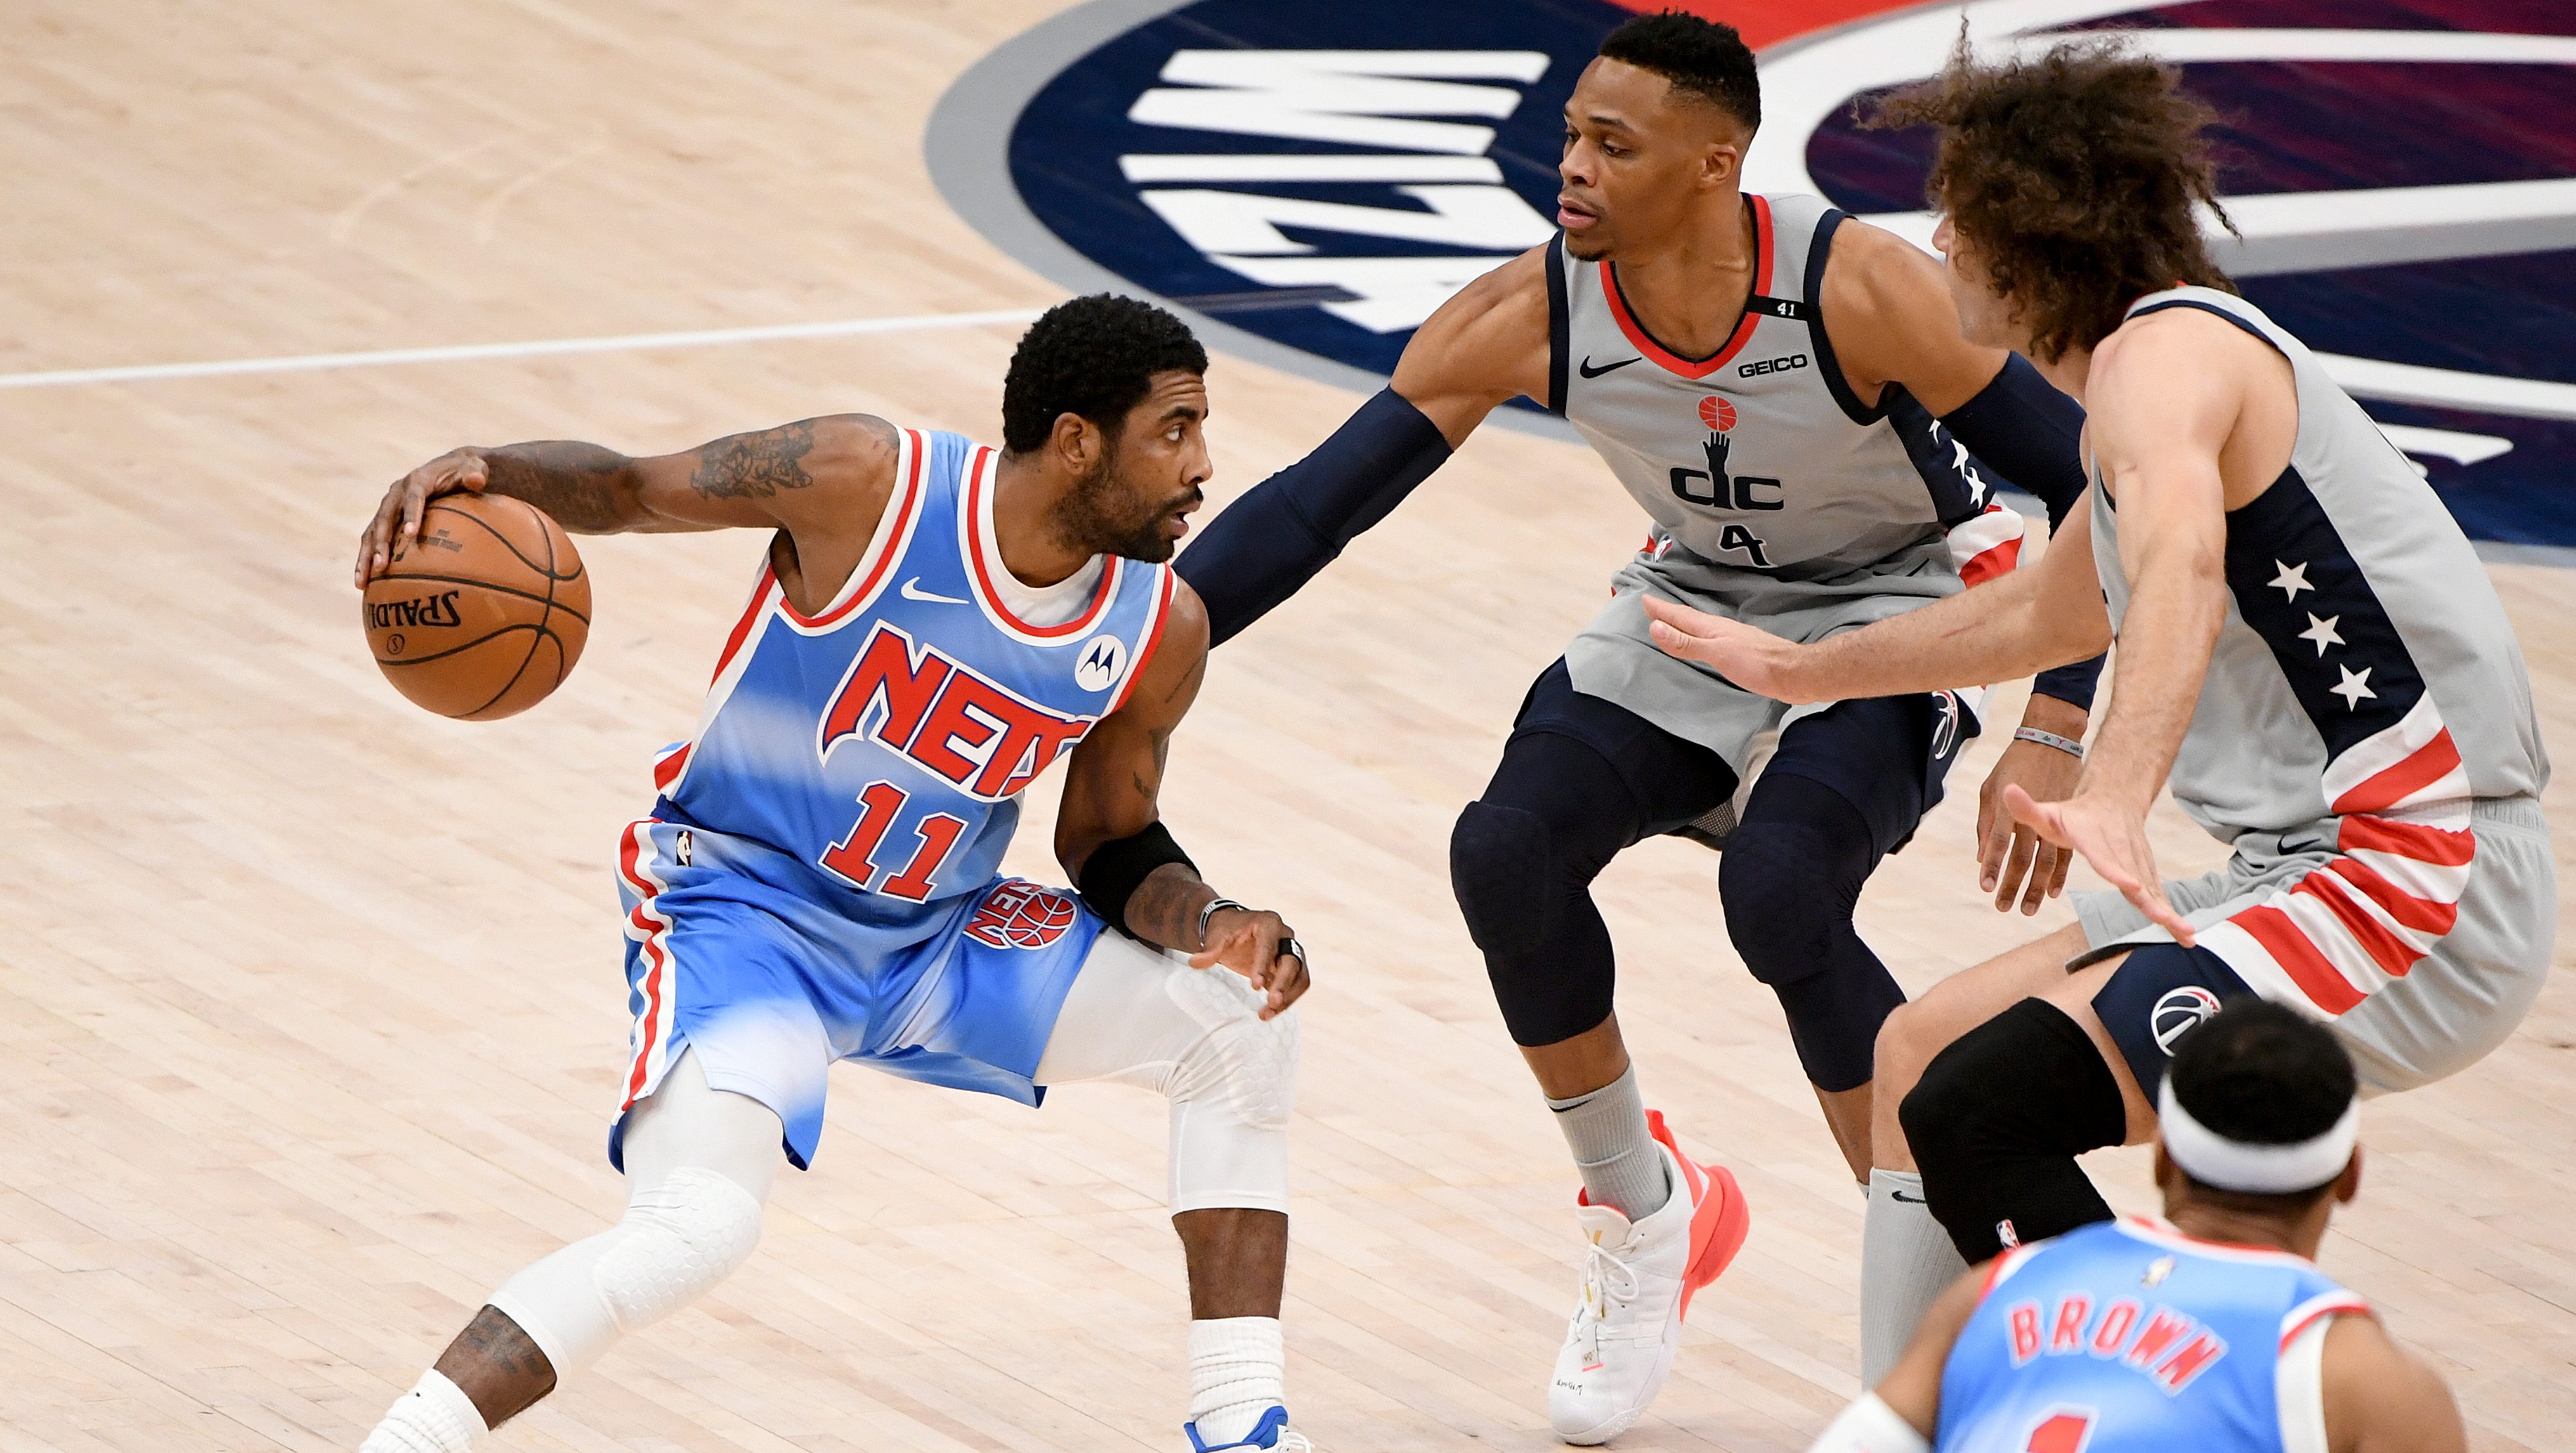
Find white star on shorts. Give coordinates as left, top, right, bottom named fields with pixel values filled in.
left=2330, top=664, right=2376, bottom=710
left=2298, top=612, right=2344, bottom=656
left=2270, top=560, right=2314, bottom=601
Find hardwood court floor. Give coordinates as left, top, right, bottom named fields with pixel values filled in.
left=1, top=2, right=2570, bottom=1449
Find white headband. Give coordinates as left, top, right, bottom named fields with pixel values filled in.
left=2158, top=1079, right=2357, bottom=1194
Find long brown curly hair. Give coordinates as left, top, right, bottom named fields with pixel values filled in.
left=1869, top=37, right=2237, bottom=362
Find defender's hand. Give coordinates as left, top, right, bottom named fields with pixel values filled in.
left=1979, top=738, right=2083, bottom=915
left=2002, top=783, right=2192, bottom=944
left=1191, top=906, right=1310, bottom=1021
left=1641, top=595, right=1821, bottom=703
left=357, top=448, right=488, bottom=587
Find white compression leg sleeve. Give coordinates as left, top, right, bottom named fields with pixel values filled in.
left=1859, top=1169, right=1967, bottom=1388
left=1034, top=931, right=1298, bottom=1214
left=485, top=1049, right=783, bottom=1377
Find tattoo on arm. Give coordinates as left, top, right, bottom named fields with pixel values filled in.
left=480, top=441, right=640, bottom=533
left=691, top=420, right=816, bottom=500
left=1123, top=861, right=1215, bottom=952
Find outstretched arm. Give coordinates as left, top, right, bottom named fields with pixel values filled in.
left=1056, top=584, right=1309, bottom=1019
left=355, top=414, right=898, bottom=585
left=1174, top=246, right=1549, bottom=644
left=1643, top=493, right=2113, bottom=703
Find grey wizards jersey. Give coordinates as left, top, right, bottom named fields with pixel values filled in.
left=1554, top=192, right=2027, bottom=766
left=2091, top=287, right=2548, bottom=842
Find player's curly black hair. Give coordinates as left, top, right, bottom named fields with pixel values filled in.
left=2166, top=999, right=2357, bottom=1210
left=1000, top=294, right=1208, bottom=456
left=1597, top=11, right=1760, bottom=133
left=1868, top=37, right=2236, bottom=363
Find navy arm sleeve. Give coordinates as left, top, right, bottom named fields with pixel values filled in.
left=1173, top=387, right=1454, bottom=647
left=1941, top=353, right=2104, bottom=710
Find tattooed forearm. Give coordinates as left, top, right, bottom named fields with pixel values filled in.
left=479, top=441, right=640, bottom=533
left=1125, top=861, right=1216, bottom=952
left=692, top=420, right=816, bottom=500
left=1164, top=654, right=1207, bottom=705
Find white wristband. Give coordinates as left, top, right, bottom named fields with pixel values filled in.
left=2012, top=726, right=2085, bottom=759
left=1804, top=1392, right=1930, bottom=1453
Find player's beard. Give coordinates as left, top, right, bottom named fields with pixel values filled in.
left=1062, top=445, right=1181, bottom=564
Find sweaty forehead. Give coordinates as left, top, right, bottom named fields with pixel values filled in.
left=1569, top=56, right=1733, bottom=140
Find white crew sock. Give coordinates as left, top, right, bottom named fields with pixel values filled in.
left=1188, top=1316, right=1285, bottom=1445
left=358, top=1369, right=488, bottom=1453
left=1860, top=1169, right=1968, bottom=1388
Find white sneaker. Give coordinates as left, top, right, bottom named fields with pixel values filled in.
left=1546, top=1111, right=1751, bottom=1445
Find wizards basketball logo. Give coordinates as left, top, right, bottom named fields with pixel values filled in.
left=931, top=0, right=2576, bottom=559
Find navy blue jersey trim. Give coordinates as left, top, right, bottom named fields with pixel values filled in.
left=1884, top=388, right=1988, bottom=527
left=1545, top=234, right=1570, bottom=415
left=1805, top=209, right=1886, bottom=427
left=2223, top=463, right=2426, bottom=757
left=2129, top=298, right=2286, bottom=358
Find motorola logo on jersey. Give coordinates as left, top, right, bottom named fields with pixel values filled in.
left=1074, top=632, right=1128, bottom=693
left=2151, top=986, right=2225, bottom=1056
left=936, top=0, right=2576, bottom=556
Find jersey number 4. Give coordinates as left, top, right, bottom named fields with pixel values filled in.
left=818, top=779, right=967, bottom=901
left=2025, top=1409, right=2096, bottom=1453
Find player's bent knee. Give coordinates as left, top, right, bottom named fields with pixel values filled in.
left=1716, top=821, right=1843, bottom=982
left=1163, top=971, right=1298, bottom=1215
left=594, top=1166, right=766, bottom=1333
left=1450, top=799, right=1550, bottom=953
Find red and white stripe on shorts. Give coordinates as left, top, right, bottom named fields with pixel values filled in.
left=1946, top=503, right=2027, bottom=587
left=617, top=818, right=680, bottom=1109
left=2197, top=696, right=2474, bottom=1017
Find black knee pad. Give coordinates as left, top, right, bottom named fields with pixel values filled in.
left=1450, top=799, right=1551, bottom=954
left=1900, top=999, right=2127, bottom=1261
left=1719, top=780, right=1903, bottom=1093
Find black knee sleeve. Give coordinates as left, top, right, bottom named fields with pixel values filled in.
left=1721, top=775, right=1905, bottom=1093
left=1452, top=730, right=1641, bottom=1047
left=1900, top=999, right=2127, bottom=1262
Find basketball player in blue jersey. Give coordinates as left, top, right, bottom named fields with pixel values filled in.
left=348, top=297, right=1320, bottom=1453
left=1646, top=38, right=2551, bottom=1411
left=1175, top=14, right=2109, bottom=1437
left=1808, top=1000, right=2463, bottom=1453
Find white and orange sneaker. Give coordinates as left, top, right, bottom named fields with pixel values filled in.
left=1546, top=1111, right=1751, bottom=1445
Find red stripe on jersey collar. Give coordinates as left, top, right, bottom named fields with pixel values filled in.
left=1602, top=193, right=1773, bottom=380
left=964, top=446, right=1121, bottom=640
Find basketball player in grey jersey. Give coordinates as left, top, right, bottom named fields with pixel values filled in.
left=1645, top=40, right=2553, bottom=1404
left=1176, top=14, right=2110, bottom=1439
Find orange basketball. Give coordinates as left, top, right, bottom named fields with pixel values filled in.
left=362, top=492, right=590, bottom=720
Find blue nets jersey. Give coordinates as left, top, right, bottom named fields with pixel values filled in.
left=1938, top=1218, right=2368, bottom=1453
left=644, top=427, right=1177, bottom=950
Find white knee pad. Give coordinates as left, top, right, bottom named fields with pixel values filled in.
left=1164, top=967, right=1299, bottom=1214
left=594, top=1165, right=765, bottom=1332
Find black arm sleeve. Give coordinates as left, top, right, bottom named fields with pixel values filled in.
left=1173, top=387, right=1454, bottom=647
left=1941, top=353, right=2105, bottom=710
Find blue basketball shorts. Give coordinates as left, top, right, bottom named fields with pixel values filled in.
left=607, top=817, right=1103, bottom=1170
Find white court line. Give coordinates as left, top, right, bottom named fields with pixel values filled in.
left=0, top=307, right=1046, bottom=391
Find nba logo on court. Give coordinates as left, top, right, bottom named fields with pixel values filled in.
left=2151, top=986, right=2224, bottom=1055
left=1075, top=633, right=1127, bottom=693
left=964, top=878, right=1081, bottom=950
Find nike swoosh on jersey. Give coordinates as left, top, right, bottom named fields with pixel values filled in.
left=900, top=576, right=970, bottom=605
left=1578, top=355, right=1641, bottom=378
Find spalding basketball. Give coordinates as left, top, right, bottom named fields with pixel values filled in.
left=362, top=492, right=590, bottom=720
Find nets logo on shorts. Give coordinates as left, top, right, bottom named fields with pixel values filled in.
left=934, top=0, right=2576, bottom=555
left=965, top=878, right=1082, bottom=950
left=2151, top=985, right=2224, bottom=1056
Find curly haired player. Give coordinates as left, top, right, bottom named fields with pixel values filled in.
left=1646, top=38, right=2551, bottom=1387
left=350, top=297, right=1319, bottom=1453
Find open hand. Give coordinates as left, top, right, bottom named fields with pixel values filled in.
left=1641, top=595, right=1820, bottom=703
left=2002, top=783, right=2193, bottom=944
left=356, top=448, right=487, bottom=587
left=1978, top=737, right=2084, bottom=914
left=1192, top=906, right=1310, bottom=1020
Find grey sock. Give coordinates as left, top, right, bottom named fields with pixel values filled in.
left=1860, top=1169, right=1968, bottom=1387
left=1547, top=1065, right=1672, bottom=1220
